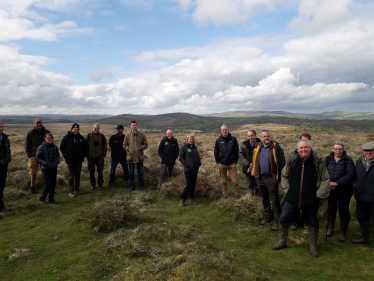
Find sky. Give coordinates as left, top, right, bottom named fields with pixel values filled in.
left=0, top=0, right=373, bottom=115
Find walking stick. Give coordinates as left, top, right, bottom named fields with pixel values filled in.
left=325, top=202, right=331, bottom=242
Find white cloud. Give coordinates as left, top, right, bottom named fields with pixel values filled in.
left=89, top=70, right=114, bottom=83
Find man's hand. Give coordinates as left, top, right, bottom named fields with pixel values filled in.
left=248, top=163, right=253, bottom=172
left=330, top=182, right=338, bottom=190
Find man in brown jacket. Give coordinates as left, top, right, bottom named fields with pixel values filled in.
left=123, top=120, right=148, bottom=192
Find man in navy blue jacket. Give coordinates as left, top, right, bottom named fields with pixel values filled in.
left=214, top=124, right=240, bottom=199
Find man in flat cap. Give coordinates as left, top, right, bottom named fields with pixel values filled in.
left=352, top=142, right=374, bottom=249
left=108, top=125, right=129, bottom=188
left=60, top=123, right=87, bottom=197
left=25, top=118, right=51, bottom=195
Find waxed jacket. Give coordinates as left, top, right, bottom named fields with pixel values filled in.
left=323, top=151, right=356, bottom=188
left=158, top=136, right=179, bottom=165
left=0, top=133, right=12, bottom=167
left=281, top=153, right=331, bottom=214
left=124, top=131, right=148, bottom=163
left=354, top=157, right=374, bottom=203
left=25, top=126, right=51, bottom=158
left=35, top=142, right=60, bottom=170
left=239, top=138, right=261, bottom=174
left=214, top=133, right=239, bottom=166
left=179, top=143, right=201, bottom=172
left=252, top=141, right=286, bottom=182
left=60, top=131, right=87, bottom=164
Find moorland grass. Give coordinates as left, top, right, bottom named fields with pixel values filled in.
left=1, top=124, right=374, bottom=280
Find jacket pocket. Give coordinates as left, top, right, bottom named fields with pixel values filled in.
left=139, top=150, right=144, bottom=162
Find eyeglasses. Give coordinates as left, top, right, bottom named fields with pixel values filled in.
left=333, top=148, right=343, bottom=151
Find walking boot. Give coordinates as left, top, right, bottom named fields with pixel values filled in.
left=75, top=188, right=84, bottom=195
left=290, top=222, right=298, bottom=230
left=189, top=198, right=198, bottom=205
left=129, top=186, right=135, bottom=193
left=324, top=214, right=335, bottom=237
left=179, top=199, right=185, bottom=207
left=90, top=185, right=96, bottom=191
left=98, top=184, right=103, bottom=190
left=338, top=216, right=350, bottom=242
left=308, top=226, right=319, bottom=257
left=259, top=215, right=271, bottom=225
left=352, top=224, right=371, bottom=244
left=271, top=225, right=289, bottom=250
left=28, top=186, right=36, bottom=195
left=69, top=192, right=76, bottom=198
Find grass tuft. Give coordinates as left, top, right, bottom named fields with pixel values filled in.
left=6, top=248, right=31, bottom=261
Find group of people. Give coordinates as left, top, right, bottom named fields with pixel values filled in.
left=0, top=119, right=374, bottom=257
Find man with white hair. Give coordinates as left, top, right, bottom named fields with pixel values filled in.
left=157, top=130, right=179, bottom=191
left=252, top=129, right=286, bottom=231
left=214, top=124, right=240, bottom=199
left=272, top=139, right=330, bottom=257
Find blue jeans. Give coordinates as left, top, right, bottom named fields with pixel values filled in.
left=279, top=201, right=320, bottom=228
left=129, top=162, right=144, bottom=188
left=109, top=159, right=129, bottom=184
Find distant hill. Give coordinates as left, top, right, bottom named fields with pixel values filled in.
left=0, top=114, right=111, bottom=124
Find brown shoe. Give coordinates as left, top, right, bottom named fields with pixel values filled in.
left=75, top=188, right=84, bottom=195
left=98, top=184, right=103, bottom=190
left=179, top=199, right=185, bottom=207
left=189, top=198, right=198, bottom=205
left=259, top=216, right=272, bottom=225
left=304, top=223, right=309, bottom=230
left=290, top=222, right=298, bottom=230
left=28, top=186, right=36, bottom=195
left=90, top=185, right=96, bottom=191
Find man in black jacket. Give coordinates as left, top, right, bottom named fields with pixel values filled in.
left=108, top=125, right=129, bottom=188
left=60, top=123, right=87, bottom=197
left=239, top=129, right=261, bottom=196
left=0, top=120, right=12, bottom=212
left=214, top=124, right=240, bottom=199
left=25, top=118, right=51, bottom=195
left=157, top=130, right=179, bottom=191
left=352, top=141, right=374, bottom=249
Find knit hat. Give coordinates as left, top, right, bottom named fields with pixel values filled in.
left=71, top=123, right=80, bottom=131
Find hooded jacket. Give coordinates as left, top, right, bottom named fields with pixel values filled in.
left=179, top=143, right=201, bottom=172
left=35, top=142, right=60, bottom=170
left=251, top=141, right=286, bottom=182
left=281, top=153, right=331, bottom=213
left=0, top=133, right=12, bottom=167
left=124, top=131, right=148, bottom=163
left=25, top=126, right=51, bottom=158
left=60, top=131, right=87, bottom=164
left=239, top=137, right=261, bottom=174
left=158, top=136, right=179, bottom=165
left=214, top=133, right=239, bottom=166
left=354, top=156, right=374, bottom=203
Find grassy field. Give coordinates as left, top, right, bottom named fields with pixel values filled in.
left=1, top=123, right=374, bottom=281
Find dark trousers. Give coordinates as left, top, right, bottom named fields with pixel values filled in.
left=67, top=163, right=82, bottom=192
left=256, top=176, right=281, bottom=221
left=109, top=159, right=129, bottom=184
left=40, top=168, right=57, bottom=202
left=157, top=164, right=175, bottom=189
left=88, top=156, right=104, bottom=185
left=356, top=200, right=374, bottom=226
left=181, top=171, right=198, bottom=200
left=279, top=201, right=320, bottom=228
left=0, top=165, right=8, bottom=209
left=246, top=174, right=260, bottom=195
left=129, top=162, right=144, bottom=188
left=328, top=186, right=353, bottom=218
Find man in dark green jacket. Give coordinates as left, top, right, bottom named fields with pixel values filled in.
left=85, top=123, right=107, bottom=190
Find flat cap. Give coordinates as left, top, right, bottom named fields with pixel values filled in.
left=362, top=142, right=374, bottom=151
left=34, top=118, right=42, bottom=123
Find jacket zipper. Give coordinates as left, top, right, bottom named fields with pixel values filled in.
left=299, top=160, right=305, bottom=208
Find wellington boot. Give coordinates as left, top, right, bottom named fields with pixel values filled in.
left=189, top=198, right=198, bottom=205
left=271, top=225, right=289, bottom=250
left=324, top=214, right=336, bottom=237
left=179, top=199, right=185, bottom=207
left=308, top=226, right=319, bottom=257
left=28, top=186, right=36, bottom=195
left=337, top=216, right=350, bottom=242
left=352, top=224, right=370, bottom=244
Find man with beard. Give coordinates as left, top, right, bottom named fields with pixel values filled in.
left=214, top=124, right=240, bottom=199
left=252, top=129, right=286, bottom=231
left=60, top=123, right=87, bottom=197
left=25, top=118, right=51, bottom=195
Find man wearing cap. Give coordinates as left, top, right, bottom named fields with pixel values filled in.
left=157, top=130, right=179, bottom=191
left=108, top=125, right=129, bottom=188
left=85, top=123, right=107, bottom=190
left=352, top=142, right=374, bottom=248
left=60, top=123, right=87, bottom=197
left=124, top=120, right=148, bottom=192
left=25, top=118, right=51, bottom=195
left=0, top=120, right=12, bottom=212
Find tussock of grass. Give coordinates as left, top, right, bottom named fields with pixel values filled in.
left=6, top=248, right=31, bottom=261
left=3, top=189, right=28, bottom=201
left=77, top=193, right=154, bottom=232
left=101, top=225, right=249, bottom=280
left=160, top=174, right=222, bottom=200
left=212, top=195, right=263, bottom=221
